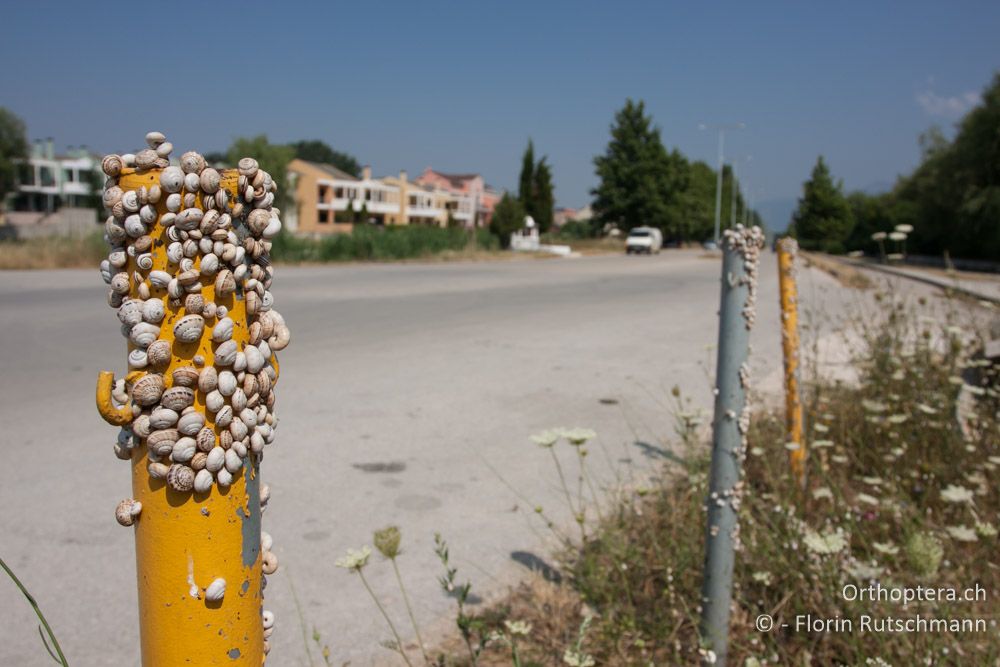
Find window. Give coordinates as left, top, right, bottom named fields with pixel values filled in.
left=64, top=168, right=76, bottom=182
left=18, top=163, right=34, bottom=185
left=40, top=166, right=55, bottom=187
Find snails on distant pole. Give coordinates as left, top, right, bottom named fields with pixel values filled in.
left=96, top=132, right=289, bottom=665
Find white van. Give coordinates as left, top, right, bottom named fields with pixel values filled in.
left=625, top=227, right=663, bottom=254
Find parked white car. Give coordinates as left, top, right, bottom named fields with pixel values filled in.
left=625, top=227, right=663, bottom=254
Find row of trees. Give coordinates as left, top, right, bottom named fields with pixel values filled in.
left=489, top=139, right=557, bottom=246
left=791, top=72, right=1000, bottom=260
left=591, top=99, right=761, bottom=242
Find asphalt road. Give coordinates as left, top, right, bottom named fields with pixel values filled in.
left=0, top=250, right=856, bottom=666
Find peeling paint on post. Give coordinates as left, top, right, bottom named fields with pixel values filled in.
left=700, top=225, right=764, bottom=666
left=777, top=238, right=805, bottom=485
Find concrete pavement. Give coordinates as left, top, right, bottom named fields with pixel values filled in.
left=1, top=250, right=859, bottom=666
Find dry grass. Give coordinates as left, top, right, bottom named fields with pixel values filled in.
left=0, top=233, right=107, bottom=270
left=801, top=251, right=873, bottom=289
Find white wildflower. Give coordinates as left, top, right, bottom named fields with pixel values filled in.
left=812, top=439, right=834, bottom=448
left=814, top=423, right=829, bottom=433
left=334, top=546, right=372, bottom=571
left=561, top=428, right=597, bottom=446
left=856, top=493, right=880, bottom=506
left=940, top=485, right=974, bottom=504
left=784, top=441, right=801, bottom=451
left=504, top=620, right=532, bottom=636
left=803, top=528, right=849, bottom=555
left=945, top=525, right=978, bottom=542
left=886, top=414, right=908, bottom=424
left=861, top=476, right=883, bottom=486
left=916, top=403, right=937, bottom=415
left=563, top=648, right=596, bottom=667
left=862, top=400, right=887, bottom=413
left=751, top=571, right=772, bottom=585
left=812, top=487, right=833, bottom=500
left=975, top=522, right=998, bottom=538
left=873, top=542, right=899, bottom=555
left=530, top=430, right=561, bottom=448
left=845, top=560, right=882, bottom=580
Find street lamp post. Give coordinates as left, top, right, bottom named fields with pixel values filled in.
left=699, top=122, right=745, bottom=245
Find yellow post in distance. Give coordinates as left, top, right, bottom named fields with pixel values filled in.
left=777, top=237, right=805, bottom=485
left=113, top=168, right=263, bottom=666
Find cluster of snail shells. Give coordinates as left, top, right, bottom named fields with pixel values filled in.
left=102, top=132, right=290, bottom=498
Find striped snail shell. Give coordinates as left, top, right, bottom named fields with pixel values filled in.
left=115, top=499, right=142, bottom=527
left=146, top=339, right=172, bottom=368
left=166, top=464, right=195, bottom=492
left=173, top=315, right=205, bottom=343
left=131, top=374, right=164, bottom=406
left=149, top=408, right=179, bottom=430
left=160, top=386, right=195, bottom=412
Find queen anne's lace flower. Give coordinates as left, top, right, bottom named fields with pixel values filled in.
left=940, top=485, right=974, bottom=504
left=335, top=546, right=372, bottom=571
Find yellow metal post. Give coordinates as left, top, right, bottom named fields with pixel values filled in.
left=100, top=168, right=266, bottom=665
left=777, top=237, right=805, bottom=484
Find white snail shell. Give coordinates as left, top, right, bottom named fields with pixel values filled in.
left=148, top=461, right=170, bottom=480
left=198, top=367, right=218, bottom=393
left=212, top=317, right=234, bottom=343
left=193, top=469, right=214, bottom=494
left=171, top=437, right=197, bottom=463
left=177, top=412, right=205, bottom=436
left=216, top=468, right=233, bottom=488
left=205, top=447, right=226, bottom=473
left=224, top=448, right=243, bottom=474
left=205, top=390, right=225, bottom=413
left=128, top=348, right=149, bottom=369
left=142, top=299, right=164, bottom=323
left=204, top=577, right=226, bottom=602
left=262, top=552, right=279, bottom=576
left=149, top=408, right=179, bottom=429
left=173, top=315, right=205, bottom=343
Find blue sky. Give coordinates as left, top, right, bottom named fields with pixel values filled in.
left=2, top=1, right=997, bottom=228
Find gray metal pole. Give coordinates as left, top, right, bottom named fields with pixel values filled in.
left=713, top=130, right=724, bottom=245
left=700, top=225, right=763, bottom=665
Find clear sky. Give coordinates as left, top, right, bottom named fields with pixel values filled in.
left=2, top=1, right=998, bottom=228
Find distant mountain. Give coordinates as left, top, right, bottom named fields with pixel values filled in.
left=754, top=197, right=797, bottom=232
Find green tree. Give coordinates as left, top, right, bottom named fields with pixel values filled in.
left=290, top=140, right=361, bottom=177
left=677, top=160, right=718, bottom=242
left=789, top=156, right=854, bottom=253
left=518, top=139, right=535, bottom=217
left=226, top=135, right=294, bottom=210
left=358, top=201, right=370, bottom=224
left=532, top=157, right=555, bottom=233
left=0, top=108, right=28, bottom=212
left=591, top=99, right=688, bottom=237
left=337, top=198, right=356, bottom=223
left=489, top=193, right=525, bottom=248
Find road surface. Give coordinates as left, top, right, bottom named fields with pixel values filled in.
left=1, top=250, right=860, bottom=665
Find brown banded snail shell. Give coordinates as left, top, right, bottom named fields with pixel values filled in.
left=166, top=464, right=195, bottom=492
left=146, top=339, right=172, bottom=368
left=171, top=366, right=200, bottom=388
left=160, top=386, right=195, bottom=411
left=115, top=499, right=142, bottom=526
left=131, top=374, right=165, bottom=406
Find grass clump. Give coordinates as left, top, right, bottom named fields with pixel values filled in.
left=0, top=231, right=106, bottom=269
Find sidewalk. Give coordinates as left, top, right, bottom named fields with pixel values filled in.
left=841, top=258, right=1000, bottom=304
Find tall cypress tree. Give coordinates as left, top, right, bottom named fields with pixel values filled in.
left=532, top=157, right=555, bottom=232
left=790, top=157, right=854, bottom=253
left=518, top=140, right=535, bottom=220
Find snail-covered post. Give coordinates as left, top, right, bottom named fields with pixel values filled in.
left=700, top=225, right=764, bottom=666
left=777, top=237, right=805, bottom=485
left=95, top=133, right=289, bottom=665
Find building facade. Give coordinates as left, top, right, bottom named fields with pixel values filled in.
left=414, top=167, right=501, bottom=228
left=6, top=139, right=100, bottom=213
left=286, top=159, right=479, bottom=236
